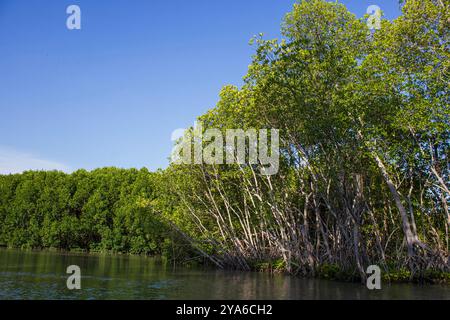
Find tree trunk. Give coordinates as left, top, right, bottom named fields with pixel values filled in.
left=371, top=151, right=417, bottom=259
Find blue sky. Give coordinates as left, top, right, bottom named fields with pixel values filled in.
left=0, top=0, right=402, bottom=173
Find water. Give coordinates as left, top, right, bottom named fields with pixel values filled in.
left=0, top=249, right=448, bottom=300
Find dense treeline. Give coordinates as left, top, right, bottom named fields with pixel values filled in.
left=0, top=0, right=449, bottom=281
left=0, top=169, right=171, bottom=255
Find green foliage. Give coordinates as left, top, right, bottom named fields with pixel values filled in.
left=165, top=0, right=449, bottom=276
left=383, top=268, right=412, bottom=282
left=0, top=169, right=170, bottom=256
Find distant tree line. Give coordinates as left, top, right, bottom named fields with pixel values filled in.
left=0, top=168, right=172, bottom=255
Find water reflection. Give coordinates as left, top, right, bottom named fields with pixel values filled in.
left=0, top=249, right=448, bottom=300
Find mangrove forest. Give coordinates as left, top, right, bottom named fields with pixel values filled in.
left=0, top=0, right=449, bottom=283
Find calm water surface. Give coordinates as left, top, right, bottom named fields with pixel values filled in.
left=0, top=249, right=448, bottom=300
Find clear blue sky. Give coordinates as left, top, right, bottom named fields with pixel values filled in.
left=0, top=0, right=402, bottom=173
